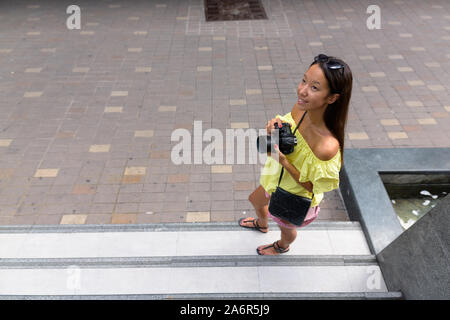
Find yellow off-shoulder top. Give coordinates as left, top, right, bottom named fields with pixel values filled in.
left=259, top=112, right=341, bottom=207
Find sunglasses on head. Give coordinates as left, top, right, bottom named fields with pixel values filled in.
left=314, top=54, right=344, bottom=74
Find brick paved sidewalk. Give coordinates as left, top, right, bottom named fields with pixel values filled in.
left=0, top=0, right=449, bottom=225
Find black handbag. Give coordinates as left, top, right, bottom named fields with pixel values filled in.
left=268, top=111, right=314, bottom=226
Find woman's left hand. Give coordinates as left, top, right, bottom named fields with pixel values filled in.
left=272, top=144, right=288, bottom=166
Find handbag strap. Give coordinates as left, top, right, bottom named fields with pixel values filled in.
left=277, top=111, right=314, bottom=199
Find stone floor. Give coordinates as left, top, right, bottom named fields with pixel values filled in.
left=0, top=0, right=449, bottom=225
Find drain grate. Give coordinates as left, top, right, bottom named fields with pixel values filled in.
left=204, top=0, right=268, bottom=21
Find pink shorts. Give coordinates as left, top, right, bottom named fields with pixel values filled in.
left=265, top=191, right=320, bottom=229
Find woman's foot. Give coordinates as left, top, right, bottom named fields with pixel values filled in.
left=256, top=241, right=290, bottom=255
left=238, top=217, right=269, bottom=233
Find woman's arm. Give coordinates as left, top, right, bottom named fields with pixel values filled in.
left=279, top=157, right=314, bottom=193
left=272, top=144, right=313, bottom=193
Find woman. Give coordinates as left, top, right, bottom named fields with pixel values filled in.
left=239, top=54, right=353, bottom=255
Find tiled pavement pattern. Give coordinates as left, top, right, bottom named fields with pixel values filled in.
left=0, top=0, right=449, bottom=225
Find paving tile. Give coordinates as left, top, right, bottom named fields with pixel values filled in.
left=167, top=174, right=189, bottom=183
left=134, top=130, right=154, bottom=137
left=229, top=99, right=246, bottom=106
left=60, top=214, right=88, bottom=225
left=417, top=118, right=437, bottom=125
left=158, top=106, right=177, bottom=112
left=72, top=67, right=89, bottom=73
left=104, top=106, right=123, bottom=113
left=348, top=132, right=369, bottom=140
left=111, top=213, right=137, bottom=224
left=89, top=144, right=111, bottom=152
left=361, top=86, right=378, bottom=93
left=380, top=119, right=400, bottom=126
left=110, top=91, right=128, bottom=97
left=407, top=80, right=425, bottom=86
left=427, top=85, right=445, bottom=91
left=34, top=169, right=59, bottom=178
left=128, top=48, right=142, bottom=53
left=72, top=184, right=96, bottom=195
left=406, top=101, right=424, bottom=107
left=24, top=91, right=42, bottom=98
left=135, top=67, right=152, bottom=72
left=0, top=139, right=12, bottom=147
left=186, top=211, right=211, bottom=222
left=25, top=68, right=42, bottom=73
left=124, top=167, right=146, bottom=176
left=211, top=165, right=233, bottom=173
left=197, top=66, right=212, bottom=72
left=369, top=72, right=386, bottom=78
left=230, top=122, right=249, bottom=129
left=424, top=62, right=440, bottom=68
left=387, top=132, right=408, bottom=140
left=121, top=175, right=143, bottom=185
left=40, top=48, right=56, bottom=53
left=246, top=89, right=261, bottom=95
left=397, top=67, right=413, bottom=72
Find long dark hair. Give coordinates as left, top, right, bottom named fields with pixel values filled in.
left=309, top=55, right=352, bottom=164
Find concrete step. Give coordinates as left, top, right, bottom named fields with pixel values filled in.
left=0, top=264, right=390, bottom=296
left=0, top=221, right=402, bottom=299
left=0, top=221, right=371, bottom=258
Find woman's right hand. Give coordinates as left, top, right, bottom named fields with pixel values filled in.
left=266, top=117, right=283, bottom=135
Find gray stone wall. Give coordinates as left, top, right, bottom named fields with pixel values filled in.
left=377, top=195, right=450, bottom=299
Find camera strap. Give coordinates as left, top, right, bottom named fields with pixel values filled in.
left=277, top=111, right=314, bottom=199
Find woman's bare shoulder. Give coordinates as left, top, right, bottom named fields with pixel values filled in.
left=312, top=134, right=340, bottom=161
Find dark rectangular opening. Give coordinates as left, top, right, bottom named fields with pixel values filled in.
left=204, top=0, right=268, bottom=21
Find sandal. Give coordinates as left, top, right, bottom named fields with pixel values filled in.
left=238, top=217, right=268, bottom=233
left=256, top=241, right=290, bottom=255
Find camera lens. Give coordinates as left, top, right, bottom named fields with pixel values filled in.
left=257, top=135, right=272, bottom=153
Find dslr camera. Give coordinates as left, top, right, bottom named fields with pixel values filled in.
left=257, top=122, right=298, bottom=155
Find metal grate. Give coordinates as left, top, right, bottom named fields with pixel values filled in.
left=204, top=0, right=268, bottom=21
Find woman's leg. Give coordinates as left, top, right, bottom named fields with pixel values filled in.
left=242, top=185, right=270, bottom=228
left=278, top=224, right=297, bottom=249
left=257, top=223, right=297, bottom=255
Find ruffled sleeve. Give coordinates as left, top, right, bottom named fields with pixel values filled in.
left=296, top=146, right=341, bottom=195
left=310, top=159, right=341, bottom=194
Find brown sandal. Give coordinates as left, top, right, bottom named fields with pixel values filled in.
left=256, top=241, right=290, bottom=255
left=238, top=217, right=268, bottom=233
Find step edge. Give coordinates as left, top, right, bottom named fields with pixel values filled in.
left=0, top=292, right=403, bottom=300
left=0, top=221, right=361, bottom=234
left=0, top=255, right=378, bottom=269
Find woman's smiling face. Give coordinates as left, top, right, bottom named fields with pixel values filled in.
left=297, top=64, right=337, bottom=111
